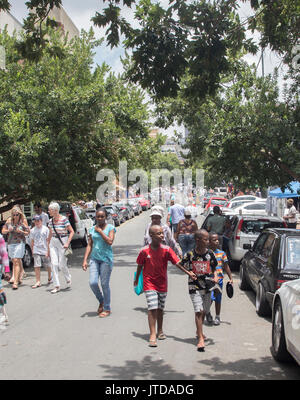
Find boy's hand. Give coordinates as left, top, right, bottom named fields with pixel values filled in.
left=188, top=271, right=197, bottom=280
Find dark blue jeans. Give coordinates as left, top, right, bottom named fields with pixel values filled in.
left=178, top=234, right=195, bottom=256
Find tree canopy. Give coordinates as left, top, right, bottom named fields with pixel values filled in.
left=0, top=27, right=158, bottom=212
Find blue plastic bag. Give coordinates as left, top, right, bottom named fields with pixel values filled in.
left=134, top=271, right=144, bottom=296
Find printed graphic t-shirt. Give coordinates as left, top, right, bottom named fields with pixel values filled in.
left=136, top=244, right=180, bottom=292
left=30, top=226, right=50, bottom=255
left=181, top=249, right=218, bottom=294
left=213, top=248, right=228, bottom=279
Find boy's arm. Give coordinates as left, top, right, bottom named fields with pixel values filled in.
left=175, top=261, right=197, bottom=280
left=224, top=261, right=233, bottom=284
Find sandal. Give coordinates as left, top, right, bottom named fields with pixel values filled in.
left=51, top=287, right=60, bottom=294
left=99, top=310, right=111, bottom=318
left=97, top=303, right=104, bottom=315
left=148, top=340, right=158, bottom=347
left=12, top=284, right=18, bottom=290
left=157, top=333, right=166, bottom=340
left=32, top=282, right=41, bottom=289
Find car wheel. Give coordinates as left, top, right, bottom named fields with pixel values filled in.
left=255, top=282, right=271, bottom=317
left=271, top=298, right=293, bottom=362
left=81, top=230, right=88, bottom=247
left=239, top=264, right=251, bottom=290
left=23, top=245, right=33, bottom=268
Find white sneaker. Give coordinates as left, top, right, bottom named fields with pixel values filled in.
left=214, top=316, right=221, bottom=326
left=51, top=287, right=60, bottom=294
left=66, top=279, right=71, bottom=288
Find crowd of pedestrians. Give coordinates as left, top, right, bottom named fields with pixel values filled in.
left=1, top=195, right=234, bottom=353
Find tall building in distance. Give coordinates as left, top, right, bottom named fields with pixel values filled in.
left=0, top=10, right=23, bottom=36
left=0, top=6, right=79, bottom=40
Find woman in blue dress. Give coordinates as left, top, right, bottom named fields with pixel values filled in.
left=82, top=208, right=116, bottom=317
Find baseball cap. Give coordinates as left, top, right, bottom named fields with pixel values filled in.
left=33, top=214, right=43, bottom=221
left=226, top=282, right=234, bottom=298
left=184, top=207, right=192, bottom=216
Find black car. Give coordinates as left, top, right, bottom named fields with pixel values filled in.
left=239, top=228, right=300, bottom=317
left=102, top=205, right=122, bottom=226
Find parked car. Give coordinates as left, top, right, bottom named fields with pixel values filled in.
left=85, top=208, right=115, bottom=227
left=232, top=201, right=267, bottom=216
left=113, top=202, right=131, bottom=222
left=271, top=278, right=300, bottom=365
left=214, top=187, right=227, bottom=197
left=202, top=192, right=215, bottom=208
left=229, top=195, right=262, bottom=204
left=102, top=205, right=122, bottom=226
left=127, top=198, right=142, bottom=215
left=201, top=214, right=287, bottom=269
left=115, top=202, right=135, bottom=219
left=223, top=198, right=266, bottom=214
left=57, top=202, right=93, bottom=247
left=205, top=197, right=228, bottom=211
left=135, top=196, right=151, bottom=211
left=239, top=228, right=300, bottom=317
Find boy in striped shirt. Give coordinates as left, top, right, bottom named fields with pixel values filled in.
left=208, top=233, right=233, bottom=325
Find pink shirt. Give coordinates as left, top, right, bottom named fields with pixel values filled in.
left=0, top=235, right=10, bottom=273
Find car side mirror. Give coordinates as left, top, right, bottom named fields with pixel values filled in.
left=243, top=243, right=252, bottom=250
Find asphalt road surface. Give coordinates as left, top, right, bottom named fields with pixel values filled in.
left=0, top=208, right=299, bottom=380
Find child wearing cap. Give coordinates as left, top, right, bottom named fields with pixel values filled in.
left=30, top=215, right=52, bottom=288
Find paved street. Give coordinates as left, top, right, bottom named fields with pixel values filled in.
left=0, top=209, right=299, bottom=380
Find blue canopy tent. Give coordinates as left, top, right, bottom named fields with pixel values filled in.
left=268, top=181, right=300, bottom=198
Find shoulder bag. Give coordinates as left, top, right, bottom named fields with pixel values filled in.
left=52, top=218, right=73, bottom=257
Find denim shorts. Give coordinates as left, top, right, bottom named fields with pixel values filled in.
left=8, top=242, right=25, bottom=259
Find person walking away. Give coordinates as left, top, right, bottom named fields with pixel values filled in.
left=82, top=209, right=116, bottom=317
left=222, top=217, right=233, bottom=257
left=206, top=233, right=233, bottom=326
left=179, top=229, right=219, bottom=351
left=206, top=206, right=226, bottom=248
left=34, top=202, right=49, bottom=226
left=0, top=233, right=10, bottom=325
left=48, top=202, right=74, bottom=294
left=2, top=206, right=29, bottom=290
left=175, top=208, right=198, bottom=256
left=166, top=202, right=185, bottom=234
left=134, top=225, right=195, bottom=347
left=144, top=206, right=182, bottom=257
left=30, top=215, right=52, bottom=288
left=283, top=199, right=297, bottom=229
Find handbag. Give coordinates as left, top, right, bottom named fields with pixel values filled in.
left=52, top=219, right=73, bottom=257
left=134, top=271, right=144, bottom=296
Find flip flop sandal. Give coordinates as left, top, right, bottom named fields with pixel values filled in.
left=32, top=283, right=41, bottom=289
left=99, top=310, right=111, bottom=318
left=157, top=333, right=166, bottom=340
left=12, top=284, right=18, bottom=290
left=148, top=340, right=158, bottom=347
left=97, top=303, right=104, bottom=315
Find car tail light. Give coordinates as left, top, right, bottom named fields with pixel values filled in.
left=112, top=214, right=117, bottom=217
left=236, top=219, right=244, bottom=240
left=276, top=279, right=286, bottom=289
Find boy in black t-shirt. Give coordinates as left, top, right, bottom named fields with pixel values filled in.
left=180, top=229, right=218, bottom=352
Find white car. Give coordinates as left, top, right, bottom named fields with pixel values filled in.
left=271, top=278, right=300, bottom=365
left=232, top=201, right=267, bottom=216
left=230, top=195, right=262, bottom=203
left=72, top=207, right=94, bottom=246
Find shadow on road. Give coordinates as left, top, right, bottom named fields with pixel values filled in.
left=98, top=355, right=196, bottom=380
left=133, top=307, right=185, bottom=314
left=239, top=289, right=272, bottom=323
left=197, top=356, right=299, bottom=380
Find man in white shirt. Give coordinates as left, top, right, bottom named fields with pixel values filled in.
left=34, top=202, right=49, bottom=226
left=283, top=198, right=297, bottom=229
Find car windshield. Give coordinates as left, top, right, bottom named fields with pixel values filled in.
left=241, top=220, right=285, bottom=234
left=211, top=199, right=227, bottom=205
left=286, top=237, right=300, bottom=269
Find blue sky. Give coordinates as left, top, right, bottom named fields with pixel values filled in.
left=7, top=0, right=286, bottom=137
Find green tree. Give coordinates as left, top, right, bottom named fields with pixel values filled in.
left=0, top=27, right=153, bottom=212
